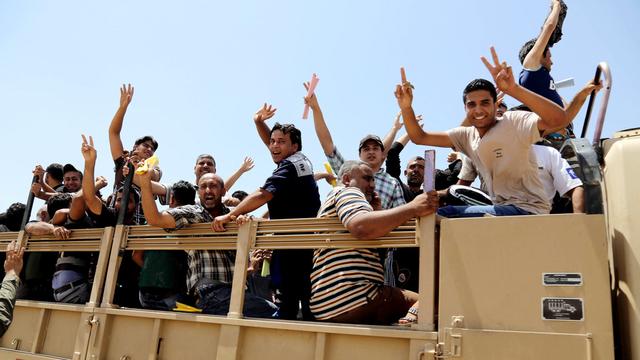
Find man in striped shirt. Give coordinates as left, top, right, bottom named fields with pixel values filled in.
left=310, top=161, right=438, bottom=325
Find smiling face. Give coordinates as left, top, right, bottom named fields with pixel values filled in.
left=63, top=171, right=82, bottom=192
left=194, top=156, right=216, bottom=182
left=269, top=130, right=298, bottom=164
left=197, top=174, right=226, bottom=210
left=464, top=89, right=497, bottom=136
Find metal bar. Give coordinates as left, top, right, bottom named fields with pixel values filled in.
left=580, top=62, right=612, bottom=145
left=20, top=175, right=39, bottom=230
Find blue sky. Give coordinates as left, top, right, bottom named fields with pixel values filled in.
left=1, top=0, right=638, bottom=214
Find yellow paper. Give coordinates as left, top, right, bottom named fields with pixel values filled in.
left=135, top=155, right=159, bottom=175
left=173, top=301, right=202, bottom=313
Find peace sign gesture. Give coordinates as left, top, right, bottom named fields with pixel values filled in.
left=81, top=134, right=97, bottom=163
left=481, top=47, right=515, bottom=93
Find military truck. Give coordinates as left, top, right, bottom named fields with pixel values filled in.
left=0, top=63, right=637, bottom=360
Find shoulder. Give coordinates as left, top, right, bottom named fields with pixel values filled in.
left=282, top=152, right=314, bottom=178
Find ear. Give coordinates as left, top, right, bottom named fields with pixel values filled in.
left=341, top=174, right=351, bottom=186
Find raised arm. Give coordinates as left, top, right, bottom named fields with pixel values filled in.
left=224, top=157, right=254, bottom=192
left=562, top=80, right=603, bottom=127
left=136, top=166, right=177, bottom=229
left=305, top=83, right=335, bottom=156
left=109, top=84, right=134, bottom=161
left=254, top=103, right=277, bottom=148
left=523, top=0, right=562, bottom=69
left=382, top=112, right=404, bottom=156
left=482, top=47, right=567, bottom=131
left=394, top=73, right=454, bottom=148
left=81, top=135, right=103, bottom=215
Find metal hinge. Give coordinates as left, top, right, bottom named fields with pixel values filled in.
left=434, top=316, right=464, bottom=359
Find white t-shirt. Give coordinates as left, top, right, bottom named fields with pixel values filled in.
left=448, top=111, right=549, bottom=214
left=532, top=145, right=582, bottom=201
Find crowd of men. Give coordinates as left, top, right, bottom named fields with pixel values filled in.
left=0, top=0, right=601, bottom=328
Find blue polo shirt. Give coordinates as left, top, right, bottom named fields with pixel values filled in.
left=262, top=152, right=320, bottom=219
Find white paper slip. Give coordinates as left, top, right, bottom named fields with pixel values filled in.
left=423, top=149, right=436, bottom=192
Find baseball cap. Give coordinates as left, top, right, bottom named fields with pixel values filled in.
left=358, top=134, right=384, bottom=152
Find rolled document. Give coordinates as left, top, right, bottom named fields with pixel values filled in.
left=302, top=73, right=319, bottom=119
left=323, top=162, right=337, bottom=187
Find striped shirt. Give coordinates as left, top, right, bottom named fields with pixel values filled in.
left=310, top=187, right=384, bottom=320
left=326, top=146, right=405, bottom=210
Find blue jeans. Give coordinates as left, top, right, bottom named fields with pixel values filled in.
left=195, top=279, right=279, bottom=318
left=437, top=205, right=531, bottom=218
left=139, top=289, right=182, bottom=311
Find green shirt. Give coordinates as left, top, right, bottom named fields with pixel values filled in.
left=138, top=251, right=186, bottom=290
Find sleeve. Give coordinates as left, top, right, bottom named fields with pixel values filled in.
left=547, top=149, right=583, bottom=197
left=385, top=142, right=404, bottom=179
left=507, top=111, right=542, bottom=145
left=0, top=274, right=19, bottom=337
left=390, top=178, right=406, bottom=207
left=446, top=127, right=471, bottom=157
left=326, top=146, right=345, bottom=175
left=165, top=205, right=199, bottom=230
left=458, top=156, right=478, bottom=182
left=261, top=162, right=293, bottom=196
left=334, top=188, right=373, bottom=226
left=158, top=183, right=172, bottom=206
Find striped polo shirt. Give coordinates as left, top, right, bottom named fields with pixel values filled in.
left=310, top=187, right=384, bottom=320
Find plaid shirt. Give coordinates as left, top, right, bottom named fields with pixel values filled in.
left=327, top=147, right=406, bottom=209
left=165, top=204, right=235, bottom=294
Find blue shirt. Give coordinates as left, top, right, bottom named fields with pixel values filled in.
left=519, top=67, right=564, bottom=108
left=262, top=152, right=321, bottom=219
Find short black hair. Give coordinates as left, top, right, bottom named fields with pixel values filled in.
left=231, top=190, right=249, bottom=201
left=462, top=79, right=498, bottom=104
left=134, top=136, right=159, bottom=151
left=519, top=38, right=549, bottom=65
left=172, top=180, right=196, bottom=206
left=4, top=202, right=26, bottom=231
left=498, top=102, right=508, bottom=110
left=270, top=123, right=302, bottom=151
left=47, top=193, right=73, bottom=219
left=46, top=163, right=64, bottom=182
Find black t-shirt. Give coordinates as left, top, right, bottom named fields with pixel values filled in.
left=261, top=152, right=320, bottom=219
left=87, top=203, right=119, bottom=228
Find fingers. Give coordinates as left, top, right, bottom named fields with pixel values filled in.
left=81, top=134, right=88, bottom=145
left=89, top=135, right=94, bottom=147
left=490, top=46, right=500, bottom=67
left=303, top=82, right=309, bottom=91
left=480, top=56, right=493, bottom=73
left=394, top=84, right=402, bottom=98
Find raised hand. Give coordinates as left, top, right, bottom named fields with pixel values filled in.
left=33, top=165, right=45, bottom=184
left=240, top=157, right=255, bottom=173
left=254, top=103, right=277, bottom=123
left=395, top=67, right=414, bottom=109
left=94, top=176, right=108, bottom=190
left=481, top=47, right=515, bottom=93
left=393, top=111, right=404, bottom=131
left=303, top=82, right=320, bottom=110
left=119, top=83, right=134, bottom=109
left=4, top=241, right=25, bottom=276
left=81, top=134, right=97, bottom=163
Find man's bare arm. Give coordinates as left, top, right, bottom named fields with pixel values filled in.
left=347, top=191, right=438, bottom=239
left=254, top=103, right=276, bottom=148
left=523, top=0, right=562, bottom=69
left=212, top=188, right=274, bottom=231
left=305, top=84, right=336, bottom=156
left=570, top=186, right=585, bottom=213
left=224, top=157, right=254, bottom=192
left=137, top=171, right=177, bottom=229
left=109, top=84, right=134, bottom=160
left=81, top=135, right=103, bottom=215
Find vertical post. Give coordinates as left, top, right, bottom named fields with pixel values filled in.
left=20, top=175, right=39, bottom=230
left=101, top=225, right=127, bottom=307
left=88, top=226, right=115, bottom=306
left=227, top=220, right=257, bottom=318
left=416, top=214, right=436, bottom=330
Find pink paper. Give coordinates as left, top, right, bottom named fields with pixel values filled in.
left=302, top=73, right=319, bottom=119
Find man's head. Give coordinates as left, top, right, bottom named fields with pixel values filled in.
left=462, top=79, right=498, bottom=132
left=358, top=135, right=384, bottom=169
left=496, top=101, right=508, bottom=117
left=47, top=193, right=73, bottom=219
left=63, top=164, right=83, bottom=192
left=3, top=203, right=26, bottom=232
left=132, top=136, right=159, bottom=160
left=404, top=156, right=425, bottom=187
left=45, top=163, right=64, bottom=186
left=339, top=160, right=376, bottom=203
left=197, top=173, right=226, bottom=211
left=113, top=186, right=139, bottom=224
left=194, top=154, right=216, bottom=181
left=269, top=123, right=301, bottom=164
left=171, top=180, right=196, bottom=208
left=519, top=38, right=552, bottom=71
left=231, top=190, right=249, bottom=202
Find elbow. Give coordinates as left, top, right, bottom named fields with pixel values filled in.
left=347, top=221, right=376, bottom=240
